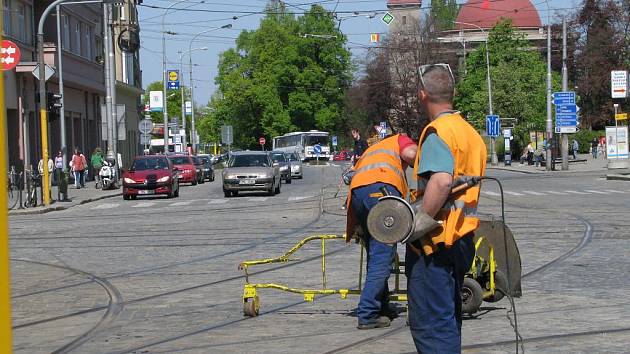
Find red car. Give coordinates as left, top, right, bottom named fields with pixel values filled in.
left=122, top=155, right=179, bottom=200
left=333, top=150, right=350, bottom=161
left=168, top=154, right=198, bottom=185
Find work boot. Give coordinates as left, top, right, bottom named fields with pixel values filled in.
left=357, top=316, right=391, bottom=330
left=379, top=306, right=398, bottom=320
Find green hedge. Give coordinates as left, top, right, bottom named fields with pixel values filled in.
left=569, top=130, right=604, bottom=154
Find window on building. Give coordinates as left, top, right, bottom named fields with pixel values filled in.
left=3, top=0, right=11, bottom=36
left=62, top=15, right=70, bottom=50
left=95, top=35, right=102, bottom=62
left=74, top=21, right=81, bottom=55
left=124, top=51, right=135, bottom=86
left=16, top=2, right=26, bottom=42
left=83, top=23, right=92, bottom=59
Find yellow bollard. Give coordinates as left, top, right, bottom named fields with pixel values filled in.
left=0, top=34, right=14, bottom=352
left=40, top=109, right=50, bottom=206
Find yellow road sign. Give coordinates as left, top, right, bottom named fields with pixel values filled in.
left=168, top=70, right=179, bottom=82
left=615, top=113, right=628, bottom=121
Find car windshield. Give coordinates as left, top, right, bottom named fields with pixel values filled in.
left=169, top=156, right=192, bottom=165
left=229, top=154, right=270, bottom=167
left=192, top=156, right=203, bottom=165
left=288, top=153, right=299, bottom=161
left=271, top=153, right=286, bottom=163
left=131, top=157, right=169, bottom=171
left=199, top=156, right=211, bottom=164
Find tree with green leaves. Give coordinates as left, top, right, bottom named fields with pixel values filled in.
left=201, top=3, right=352, bottom=149
left=430, top=0, right=459, bottom=31
left=455, top=20, right=561, bottom=151
left=142, top=81, right=190, bottom=134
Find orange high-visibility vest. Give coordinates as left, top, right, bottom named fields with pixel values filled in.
left=412, top=112, right=487, bottom=255
left=345, top=135, right=409, bottom=242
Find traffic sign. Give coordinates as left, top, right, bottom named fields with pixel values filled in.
left=381, top=12, right=394, bottom=25
left=149, top=91, right=163, bottom=112
left=140, top=133, right=152, bottom=145
left=379, top=121, right=387, bottom=138
left=314, top=144, right=322, bottom=155
left=552, top=91, right=575, bottom=105
left=486, top=115, right=500, bottom=137
left=32, top=64, right=55, bottom=81
left=259, top=137, right=266, bottom=145
left=138, top=119, right=153, bottom=134
left=332, top=136, right=338, bottom=146
left=555, top=104, right=577, bottom=114
left=1, top=40, right=20, bottom=71
left=616, top=113, right=628, bottom=121
left=611, top=70, right=628, bottom=99
left=221, top=125, right=233, bottom=145
left=167, top=70, right=180, bottom=90
left=185, top=101, right=192, bottom=116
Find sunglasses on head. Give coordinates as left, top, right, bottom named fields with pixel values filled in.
left=418, top=63, right=455, bottom=89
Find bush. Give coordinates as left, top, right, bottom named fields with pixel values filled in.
left=569, top=130, right=604, bottom=153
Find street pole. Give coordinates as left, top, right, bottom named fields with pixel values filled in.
left=56, top=5, right=67, bottom=168
left=561, top=18, right=569, bottom=171
left=103, top=2, right=115, bottom=166
left=546, top=24, right=553, bottom=171
left=189, top=24, right=232, bottom=154
left=179, top=47, right=207, bottom=154
left=454, top=21, right=496, bottom=165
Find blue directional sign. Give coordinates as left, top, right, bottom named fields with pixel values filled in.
left=555, top=104, right=577, bottom=114
left=379, top=121, right=387, bottom=138
left=332, top=136, right=338, bottom=146
left=555, top=114, right=577, bottom=126
left=552, top=91, right=575, bottom=105
left=486, top=115, right=500, bottom=137
left=313, top=144, right=322, bottom=155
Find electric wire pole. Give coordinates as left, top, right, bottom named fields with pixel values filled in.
left=546, top=24, right=553, bottom=171
left=561, top=18, right=569, bottom=170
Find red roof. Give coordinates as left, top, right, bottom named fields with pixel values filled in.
left=387, top=0, right=422, bottom=5
left=455, top=0, right=542, bottom=29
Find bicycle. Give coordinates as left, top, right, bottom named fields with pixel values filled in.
left=23, top=170, right=39, bottom=208
left=7, top=166, right=21, bottom=210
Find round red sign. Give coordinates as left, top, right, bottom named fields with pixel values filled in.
left=1, top=40, right=21, bottom=71
left=259, top=137, right=266, bottom=145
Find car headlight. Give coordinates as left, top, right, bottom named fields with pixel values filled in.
left=123, top=177, right=135, bottom=184
left=292, top=165, right=299, bottom=171
left=157, top=176, right=170, bottom=182
left=280, top=165, right=288, bottom=171
left=258, top=173, right=270, bottom=179
left=224, top=174, right=238, bottom=179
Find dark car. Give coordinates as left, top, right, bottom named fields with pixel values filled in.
left=191, top=156, right=206, bottom=184
left=168, top=155, right=197, bottom=185
left=122, top=155, right=179, bottom=200
left=271, top=151, right=292, bottom=184
left=196, top=154, right=215, bottom=181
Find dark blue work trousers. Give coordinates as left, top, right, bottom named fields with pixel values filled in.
left=350, top=183, right=400, bottom=325
left=405, top=235, right=475, bottom=354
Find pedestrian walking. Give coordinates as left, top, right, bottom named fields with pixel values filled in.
left=572, top=139, right=579, bottom=159
left=70, top=149, right=86, bottom=189
left=345, top=134, right=417, bottom=329
left=54, top=151, right=63, bottom=185
left=407, top=63, right=487, bottom=353
left=591, top=138, right=598, bottom=159
left=91, top=147, right=105, bottom=188
left=38, top=156, right=54, bottom=196
left=350, top=128, right=368, bottom=165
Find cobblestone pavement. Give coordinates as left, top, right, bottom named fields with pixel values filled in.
left=8, top=164, right=630, bottom=353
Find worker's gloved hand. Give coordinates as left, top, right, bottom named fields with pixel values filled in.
left=404, top=211, right=441, bottom=244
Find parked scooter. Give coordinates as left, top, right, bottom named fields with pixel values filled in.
left=99, top=159, right=117, bottom=190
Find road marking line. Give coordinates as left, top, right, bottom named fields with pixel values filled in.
left=564, top=190, right=590, bottom=195
left=132, top=202, right=156, bottom=208
left=208, top=199, right=228, bottom=204
left=481, top=191, right=501, bottom=197
left=170, top=201, right=192, bottom=207
left=247, top=197, right=268, bottom=202
left=583, top=190, right=610, bottom=194
left=603, top=189, right=625, bottom=194
left=91, top=203, right=119, bottom=210
left=545, top=191, right=568, bottom=195
left=504, top=191, right=525, bottom=196
left=521, top=191, right=546, bottom=196
left=288, top=196, right=314, bottom=201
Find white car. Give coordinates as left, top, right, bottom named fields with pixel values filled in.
left=287, top=152, right=303, bottom=179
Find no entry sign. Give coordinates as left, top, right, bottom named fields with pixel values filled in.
left=1, top=40, right=21, bottom=71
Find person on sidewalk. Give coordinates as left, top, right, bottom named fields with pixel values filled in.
left=350, top=128, right=368, bottom=166
left=70, top=149, right=86, bottom=189
left=38, top=157, right=54, bottom=196
left=407, top=63, right=486, bottom=353
left=91, top=147, right=105, bottom=188
left=54, top=151, right=64, bottom=184
left=572, top=139, right=579, bottom=159
left=345, top=134, right=417, bottom=329
left=591, top=138, right=598, bottom=159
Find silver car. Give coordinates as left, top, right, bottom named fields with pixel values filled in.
left=222, top=151, right=281, bottom=197
left=287, top=152, right=303, bottom=179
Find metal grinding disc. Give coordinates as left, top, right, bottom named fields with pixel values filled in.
left=367, top=196, right=414, bottom=244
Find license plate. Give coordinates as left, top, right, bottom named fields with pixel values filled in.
left=239, top=179, right=255, bottom=185
left=138, top=190, right=155, bottom=195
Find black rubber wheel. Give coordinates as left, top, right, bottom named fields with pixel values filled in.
left=485, top=271, right=508, bottom=303
left=199, top=177, right=205, bottom=184
left=267, top=181, right=275, bottom=196
left=210, top=172, right=215, bottom=182
left=298, top=175, right=303, bottom=179
left=243, top=297, right=259, bottom=317
left=286, top=177, right=292, bottom=184
left=174, top=185, right=180, bottom=198
left=123, top=194, right=130, bottom=200
left=130, top=195, right=137, bottom=200
left=192, top=180, right=197, bottom=186
left=224, top=190, right=231, bottom=198
left=461, top=277, right=484, bottom=314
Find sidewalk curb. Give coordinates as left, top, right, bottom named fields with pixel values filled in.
left=487, top=167, right=541, bottom=175
left=606, top=174, right=630, bottom=181
left=9, top=191, right=122, bottom=216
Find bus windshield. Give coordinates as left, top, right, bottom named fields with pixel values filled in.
left=306, top=135, right=328, bottom=146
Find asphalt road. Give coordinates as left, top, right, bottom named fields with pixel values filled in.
left=8, top=164, right=630, bottom=353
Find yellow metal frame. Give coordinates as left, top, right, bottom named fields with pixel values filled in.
left=239, top=234, right=407, bottom=315
left=468, top=236, right=497, bottom=299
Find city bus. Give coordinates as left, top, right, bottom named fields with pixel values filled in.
left=272, top=131, right=331, bottom=161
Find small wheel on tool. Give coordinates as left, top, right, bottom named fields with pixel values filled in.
left=243, top=297, right=259, bottom=317
left=484, top=270, right=508, bottom=303
left=461, top=277, right=483, bottom=314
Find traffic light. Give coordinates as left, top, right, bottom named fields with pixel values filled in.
left=46, top=92, right=62, bottom=122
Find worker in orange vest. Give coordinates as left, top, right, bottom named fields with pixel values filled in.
left=407, top=64, right=487, bottom=353
left=346, top=133, right=417, bottom=329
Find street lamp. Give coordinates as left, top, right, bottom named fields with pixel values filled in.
left=188, top=24, right=232, bottom=153
left=161, top=0, right=188, bottom=153
left=454, top=21, right=497, bottom=166
left=179, top=47, right=207, bottom=152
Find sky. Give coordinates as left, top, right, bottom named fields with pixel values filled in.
left=138, top=0, right=579, bottom=106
